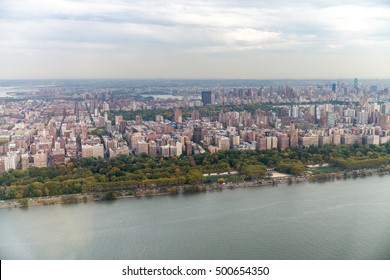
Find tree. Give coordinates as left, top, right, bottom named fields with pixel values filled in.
left=277, top=160, right=305, bottom=175
left=18, top=198, right=29, bottom=207
left=242, top=164, right=266, bottom=180
left=105, top=191, right=119, bottom=200
left=217, top=178, right=226, bottom=184
left=186, top=169, right=204, bottom=185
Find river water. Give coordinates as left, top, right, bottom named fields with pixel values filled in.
left=1, top=175, right=390, bottom=260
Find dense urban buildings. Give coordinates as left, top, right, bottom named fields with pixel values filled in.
left=1, top=79, right=390, bottom=173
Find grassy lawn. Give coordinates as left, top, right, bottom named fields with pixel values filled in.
left=308, top=165, right=339, bottom=174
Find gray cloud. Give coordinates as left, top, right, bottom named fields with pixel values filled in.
left=0, top=0, right=389, bottom=79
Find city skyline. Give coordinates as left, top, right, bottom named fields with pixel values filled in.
left=1, top=0, right=390, bottom=79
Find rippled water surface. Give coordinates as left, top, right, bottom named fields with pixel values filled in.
left=1, top=176, right=390, bottom=259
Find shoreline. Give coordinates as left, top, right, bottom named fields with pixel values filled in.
left=0, top=175, right=292, bottom=209
left=0, top=169, right=388, bottom=210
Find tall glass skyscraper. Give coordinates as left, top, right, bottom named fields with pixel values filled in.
left=201, top=91, right=215, bottom=105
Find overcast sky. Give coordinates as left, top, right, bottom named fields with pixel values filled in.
left=1, top=0, right=389, bottom=79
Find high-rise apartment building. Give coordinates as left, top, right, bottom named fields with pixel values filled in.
left=81, top=144, right=104, bottom=158
left=218, top=137, right=230, bottom=150
left=326, top=111, right=336, bottom=128
left=159, top=145, right=170, bottom=157
left=185, top=141, right=193, bottom=156
left=193, top=127, right=204, bottom=144
left=191, top=109, right=200, bottom=120
left=288, top=122, right=299, bottom=147
left=34, top=151, right=47, bottom=168
left=148, top=141, right=157, bottom=157
left=115, top=115, right=123, bottom=126
left=277, top=134, right=289, bottom=149
left=136, top=141, right=149, bottom=155
left=290, top=105, right=299, bottom=118
left=174, top=108, right=182, bottom=123
left=135, top=115, right=143, bottom=125
left=21, top=153, right=29, bottom=170
left=255, top=136, right=266, bottom=151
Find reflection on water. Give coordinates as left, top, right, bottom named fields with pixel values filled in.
left=0, top=87, right=33, bottom=97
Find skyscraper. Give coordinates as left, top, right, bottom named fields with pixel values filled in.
left=201, top=91, right=215, bottom=105
left=354, top=78, right=359, bottom=91
left=331, top=83, right=337, bottom=92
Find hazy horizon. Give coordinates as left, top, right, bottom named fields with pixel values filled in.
left=1, top=0, right=390, bottom=80
left=1, top=77, right=390, bottom=81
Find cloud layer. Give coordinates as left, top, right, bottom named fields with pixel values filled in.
left=1, top=0, right=389, bottom=79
